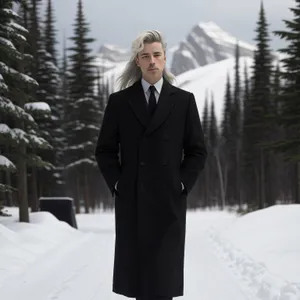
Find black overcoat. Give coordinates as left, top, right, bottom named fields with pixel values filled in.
left=95, top=78, right=207, bottom=298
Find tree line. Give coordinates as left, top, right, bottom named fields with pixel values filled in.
left=0, top=0, right=111, bottom=221
left=192, top=1, right=300, bottom=212
left=1, top=0, right=300, bottom=221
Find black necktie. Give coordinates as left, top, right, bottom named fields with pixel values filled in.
left=148, top=85, right=156, bottom=117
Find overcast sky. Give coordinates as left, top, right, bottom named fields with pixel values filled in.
left=43, top=0, right=294, bottom=56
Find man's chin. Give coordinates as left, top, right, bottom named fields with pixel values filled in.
left=146, top=74, right=162, bottom=83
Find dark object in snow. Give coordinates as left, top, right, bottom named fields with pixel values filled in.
left=39, top=197, right=78, bottom=229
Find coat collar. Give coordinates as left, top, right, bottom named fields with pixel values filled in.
left=128, top=77, right=176, bottom=135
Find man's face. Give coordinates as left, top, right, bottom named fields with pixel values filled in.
left=135, top=42, right=166, bottom=84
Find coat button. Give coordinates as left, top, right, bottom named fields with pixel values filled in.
left=163, top=160, right=168, bottom=166
left=140, top=161, right=145, bottom=166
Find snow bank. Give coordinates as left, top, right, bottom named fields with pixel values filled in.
left=209, top=204, right=300, bottom=300
left=0, top=208, right=83, bottom=288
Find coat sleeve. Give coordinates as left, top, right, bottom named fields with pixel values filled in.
left=95, top=94, right=121, bottom=197
left=180, top=93, right=207, bottom=194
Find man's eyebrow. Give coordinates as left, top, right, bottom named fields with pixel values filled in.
left=141, top=51, right=162, bottom=55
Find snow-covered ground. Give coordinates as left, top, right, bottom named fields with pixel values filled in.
left=0, top=204, right=299, bottom=300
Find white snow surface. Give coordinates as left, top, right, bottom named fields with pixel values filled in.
left=0, top=204, right=299, bottom=300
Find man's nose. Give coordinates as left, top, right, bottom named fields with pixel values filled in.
left=149, top=55, right=155, bottom=63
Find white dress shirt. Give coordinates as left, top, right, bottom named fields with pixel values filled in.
left=141, top=77, right=163, bottom=103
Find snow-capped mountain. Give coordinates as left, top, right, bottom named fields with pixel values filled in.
left=94, top=22, right=256, bottom=81
left=175, top=56, right=254, bottom=123
left=170, top=22, right=255, bottom=76
left=94, top=44, right=130, bottom=72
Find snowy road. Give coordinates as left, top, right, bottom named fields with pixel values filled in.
left=1, top=211, right=254, bottom=300
left=184, top=225, right=250, bottom=300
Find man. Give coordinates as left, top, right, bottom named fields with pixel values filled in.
left=95, top=30, right=207, bottom=300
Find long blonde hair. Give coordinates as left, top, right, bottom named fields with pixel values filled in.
left=116, top=30, right=176, bottom=90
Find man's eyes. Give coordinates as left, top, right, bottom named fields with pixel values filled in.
left=142, top=54, right=161, bottom=58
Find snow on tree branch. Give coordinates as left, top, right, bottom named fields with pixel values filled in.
left=68, top=141, right=94, bottom=150
left=0, top=183, right=16, bottom=194
left=74, top=124, right=100, bottom=131
left=0, top=62, right=38, bottom=86
left=26, top=154, right=54, bottom=170
left=2, top=9, right=20, bottom=20
left=0, top=123, right=10, bottom=135
left=0, top=155, right=16, bottom=172
left=8, top=128, right=52, bottom=149
left=14, top=105, right=36, bottom=124
left=24, top=102, right=51, bottom=114
left=27, top=133, right=52, bottom=150
left=0, top=36, right=16, bottom=50
left=9, top=21, right=28, bottom=35
left=10, top=128, right=29, bottom=144
left=0, top=74, right=8, bottom=92
left=0, top=98, right=37, bottom=128
left=66, top=158, right=97, bottom=170
left=0, top=24, right=27, bottom=43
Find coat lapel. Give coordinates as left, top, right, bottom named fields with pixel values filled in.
left=128, top=78, right=176, bottom=135
left=145, top=79, right=176, bottom=135
left=128, top=80, right=150, bottom=128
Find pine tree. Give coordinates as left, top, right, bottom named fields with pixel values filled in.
left=67, top=0, right=99, bottom=213
left=44, top=0, right=57, bottom=66
left=41, top=0, right=64, bottom=197
left=267, top=64, right=283, bottom=205
left=200, top=91, right=210, bottom=207
left=208, top=95, right=221, bottom=207
left=202, top=90, right=209, bottom=141
left=241, top=61, right=253, bottom=205
left=0, top=0, right=50, bottom=221
left=209, top=98, right=218, bottom=151
left=230, top=42, right=242, bottom=206
left=57, top=36, right=69, bottom=196
left=273, top=0, right=300, bottom=203
left=244, top=1, right=273, bottom=209
left=0, top=73, right=16, bottom=201
left=243, top=61, right=250, bottom=116
left=221, top=73, right=232, bottom=141
left=23, top=0, right=56, bottom=211
left=220, top=73, right=232, bottom=202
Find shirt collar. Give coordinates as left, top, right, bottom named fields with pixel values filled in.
left=141, top=77, right=163, bottom=94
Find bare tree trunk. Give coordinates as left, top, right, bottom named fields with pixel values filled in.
left=31, top=166, right=39, bottom=212
left=260, top=149, right=265, bottom=209
left=215, top=150, right=226, bottom=209
left=224, top=165, right=227, bottom=199
left=296, top=161, right=300, bottom=204
left=71, top=173, right=80, bottom=214
left=236, top=139, right=242, bottom=209
left=83, top=167, right=89, bottom=214
left=5, top=170, right=13, bottom=206
left=205, top=165, right=210, bottom=207
left=75, top=174, right=80, bottom=213
left=255, top=165, right=259, bottom=210
left=18, top=143, right=29, bottom=222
